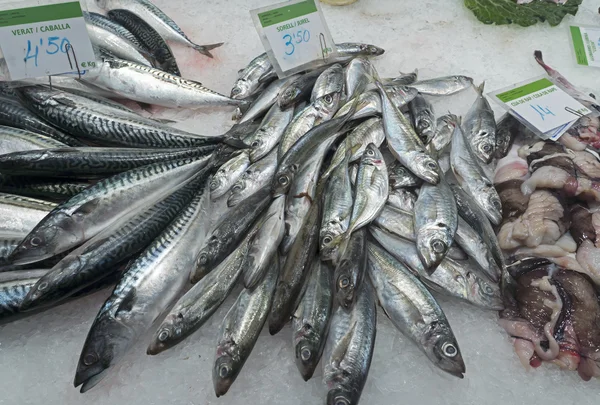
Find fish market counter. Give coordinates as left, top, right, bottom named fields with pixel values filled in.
left=1, top=0, right=600, bottom=404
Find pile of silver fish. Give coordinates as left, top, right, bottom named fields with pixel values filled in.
left=495, top=52, right=600, bottom=381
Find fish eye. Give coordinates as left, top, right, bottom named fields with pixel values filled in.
left=396, top=167, right=405, bottom=174
left=37, top=281, right=48, bottom=291
left=431, top=239, right=446, bottom=253
left=334, top=396, right=351, bottom=405
left=30, top=237, right=42, bottom=247
left=482, top=143, right=492, bottom=153
left=251, top=141, right=259, bottom=148
left=219, top=364, right=230, bottom=378
left=278, top=175, right=289, bottom=185
left=198, top=253, right=209, bottom=265
left=483, top=284, right=494, bottom=294
left=421, top=121, right=430, bottom=128
left=158, top=329, right=171, bottom=342
left=231, top=184, right=243, bottom=192
left=366, top=148, right=375, bottom=157
left=209, top=180, right=219, bottom=190
left=324, top=94, right=333, bottom=103
left=426, top=161, right=438, bottom=170
left=300, top=346, right=311, bottom=361
left=442, top=342, right=457, bottom=357
left=339, top=276, right=350, bottom=289
left=322, top=236, right=333, bottom=245
left=83, top=353, right=98, bottom=366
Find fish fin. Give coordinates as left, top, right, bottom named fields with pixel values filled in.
left=237, top=69, right=244, bottom=78
left=72, top=198, right=100, bottom=216
left=330, top=319, right=357, bottom=364
left=476, top=81, right=485, bottom=95
left=115, top=288, right=136, bottom=317
left=192, top=42, right=224, bottom=58
left=152, top=118, right=177, bottom=124
left=138, top=102, right=154, bottom=113
left=52, top=96, right=78, bottom=108
left=258, top=71, right=274, bottom=84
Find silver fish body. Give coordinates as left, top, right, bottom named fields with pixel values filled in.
left=278, top=68, right=325, bottom=109
left=213, top=256, right=278, bottom=397
left=388, top=161, right=422, bottom=189
left=373, top=204, right=415, bottom=240
left=74, top=175, right=211, bottom=392
left=414, top=177, right=458, bottom=271
left=387, top=188, right=417, bottom=211
left=334, top=228, right=367, bottom=308
left=243, top=196, right=285, bottom=289
left=85, top=23, right=151, bottom=66
left=0, top=193, right=55, bottom=238
left=239, top=75, right=299, bottom=124
left=334, top=86, right=418, bottom=120
left=210, top=150, right=251, bottom=199
left=376, top=81, right=440, bottom=184
left=409, top=94, right=435, bottom=143
left=244, top=103, right=294, bottom=162
left=228, top=149, right=277, bottom=207
left=454, top=217, right=501, bottom=282
left=312, top=64, right=344, bottom=102
left=345, top=57, right=375, bottom=99
left=462, top=82, right=496, bottom=164
left=450, top=124, right=502, bottom=225
left=427, top=114, right=458, bottom=159
left=84, top=59, right=242, bottom=108
left=408, top=75, right=473, bottom=96
left=0, top=269, right=49, bottom=324
left=292, top=257, right=333, bottom=381
left=83, top=11, right=143, bottom=48
left=231, top=53, right=273, bottom=99
left=367, top=242, right=466, bottom=378
left=0, top=125, right=66, bottom=154
left=323, top=278, right=376, bottom=405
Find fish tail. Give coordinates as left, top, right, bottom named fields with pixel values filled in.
left=476, top=81, right=485, bottom=95
left=192, top=42, right=224, bottom=58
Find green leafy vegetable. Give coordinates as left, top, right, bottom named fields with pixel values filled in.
left=464, top=0, right=583, bottom=27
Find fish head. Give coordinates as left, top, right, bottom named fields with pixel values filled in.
left=326, top=388, right=357, bottom=405
left=147, top=313, right=188, bottom=355
left=357, top=43, right=385, bottom=57
left=9, top=211, right=81, bottom=265
left=74, top=315, right=134, bottom=391
left=191, top=240, right=217, bottom=283
left=320, top=227, right=345, bottom=263
left=469, top=271, right=504, bottom=310
left=423, top=321, right=465, bottom=378
left=271, top=166, right=296, bottom=197
left=361, top=143, right=385, bottom=168
left=213, top=342, right=242, bottom=397
left=389, top=163, right=420, bottom=188
left=412, top=153, right=440, bottom=184
left=294, top=326, right=321, bottom=381
left=94, top=0, right=108, bottom=9
left=453, top=75, right=473, bottom=88
left=473, top=134, right=495, bottom=164
left=247, top=130, right=271, bottom=161
left=416, top=227, right=452, bottom=270
left=226, top=180, right=247, bottom=207
left=279, top=85, right=302, bottom=108
left=315, top=91, right=343, bottom=118
left=335, top=261, right=356, bottom=308
left=230, top=79, right=250, bottom=99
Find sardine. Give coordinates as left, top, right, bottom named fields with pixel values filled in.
left=409, top=94, right=436, bottom=143
left=388, top=161, right=422, bottom=189
left=210, top=150, right=251, bottom=199
left=462, top=82, right=496, bottom=164
left=213, top=255, right=278, bottom=397
left=334, top=86, right=418, bottom=120
left=427, top=114, right=458, bottom=159
left=245, top=103, right=294, bottom=162
left=312, top=64, right=344, bottom=102
left=228, top=149, right=277, bottom=207
left=95, top=0, right=223, bottom=57
left=367, top=242, right=466, bottom=378
left=231, top=53, right=273, bottom=100
left=292, top=257, right=332, bottom=381
left=454, top=217, right=500, bottom=282
left=278, top=67, right=326, bottom=109
left=239, top=75, right=299, bottom=123
left=345, top=57, right=375, bottom=99
left=408, top=76, right=473, bottom=96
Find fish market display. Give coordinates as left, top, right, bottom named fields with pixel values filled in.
left=2, top=6, right=599, bottom=400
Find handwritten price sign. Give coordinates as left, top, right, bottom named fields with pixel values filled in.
left=251, top=0, right=336, bottom=77
left=0, top=1, right=96, bottom=80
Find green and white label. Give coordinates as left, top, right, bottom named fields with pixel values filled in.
left=570, top=25, right=600, bottom=68
left=251, top=0, right=336, bottom=77
left=0, top=1, right=96, bottom=80
left=494, top=78, right=591, bottom=136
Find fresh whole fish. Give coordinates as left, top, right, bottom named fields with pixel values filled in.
left=322, top=117, right=385, bottom=179
left=345, top=57, right=375, bottom=99
left=334, top=228, right=367, bottom=308
left=375, top=81, right=440, bottom=184
left=239, top=75, right=299, bottom=124
left=0, top=193, right=55, bottom=238
left=367, top=242, right=466, bottom=378
left=193, top=187, right=271, bottom=283
left=0, top=238, right=19, bottom=259
left=0, top=125, right=66, bottom=154
left=346, top=143, right=389, bottom=235
left=383, top=70, right=418, bottom=86
left=0, top=269, right=49, bottom=323
left=334, top=86, right=418, bottom=121
left=228, top=149, right=277, bottom=207
left=323, top=278, right=376, bottom=405
left=74, top=173, right=211, bottom=392
left=85, top=21, right=152, bottom=66
left=210, top=150, right=251, bottom=199
left=213, top=256, right=278, bottom=397
left=408, top=76, right=473, bottom=96
left=454, top=217, right=500, bottom=282
left=107, top=9, right=181, bottom=76
left=292, top=257, right=332, bottom=381
left=9, top=153, right=211, bottom=265
left=0, top=96, right=84, bottom=146
left=321, top=147, right=353, bottom=262
left=244, top=103, right=294, bottom=162
left=427, top=114, right=458, bottom=159
left=95, top=0, right=223, bottom=57
left=450, top=124, right=502, bottom=225
left=494, top=113, right=523, bottom=159
left=413, top=177, right=458, bottom=271
left=0, top=175, right=89, bottom=201
left=84, top=59, right=244, bottom=109
left=462, top=82, right=496, bottom=164
left=83, top=12, right=143, bottom=48
left=16, top=86, right=223, bottom=148
left=332, top=42, right=385, bottom=61
left=19, top=169, right=210, bottom=312
left=311, top=64, right=344, bottom=103
left=373, top=204, right=415, bottom=240
left=387, top=188, right=417, bottom=211
left=0, top=147, right=214, bottom=178
left=370, top=226, right=503, bottom=310
left=278, top=68, right=326, bottom=109
left=243, top=196, right=285, bottom=289
left=388, top=161, right=422, bottom=189
left=409, top=94, right=436, bottom=143
left=269, top=196, right=321, bottom=335
left=231, top=53, right=274, bottom=100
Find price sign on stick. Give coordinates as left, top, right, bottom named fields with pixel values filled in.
left=0, top=1, right=96, bottom=80
left=251, top=0, right=337, bottom=78
left=569, top=25, right=600, bottom=68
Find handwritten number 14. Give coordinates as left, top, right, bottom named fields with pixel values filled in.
left=283, top=30, right=311, bottom=56
left=24, top=37, right=72, bottom=67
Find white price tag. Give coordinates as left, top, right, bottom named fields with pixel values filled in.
left=0, top=1, right=97, bottom=80
left=251, top=0, right=337, bottom=78
left=491, top=77, right=591, bottom=135
left=569, top=25, right=600, bottom=68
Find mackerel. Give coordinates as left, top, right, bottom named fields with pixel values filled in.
left=0, top=125, right=66, bottom=154
left=0, top=193, right=55, bottom=238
